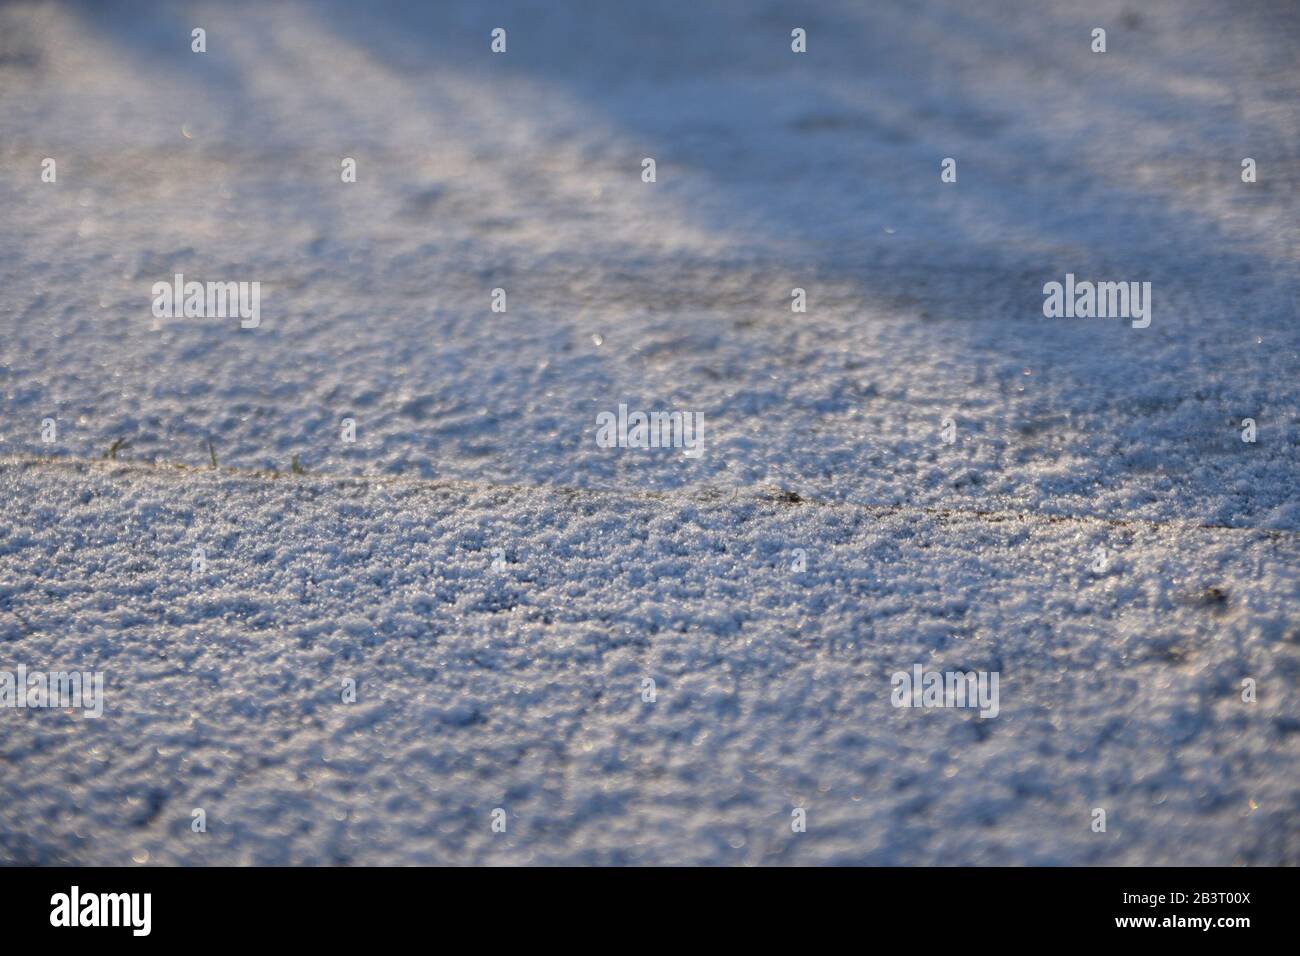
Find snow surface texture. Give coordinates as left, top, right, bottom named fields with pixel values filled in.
left=0, top=0, right=1297, bottom=864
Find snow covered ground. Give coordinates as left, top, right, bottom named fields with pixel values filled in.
left=1, top=0, right=1297, bottom=864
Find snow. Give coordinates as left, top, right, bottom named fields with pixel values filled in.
left=2, top=460, right=1296, bottom=864
left=0, top=0, right=1297, bottom=864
